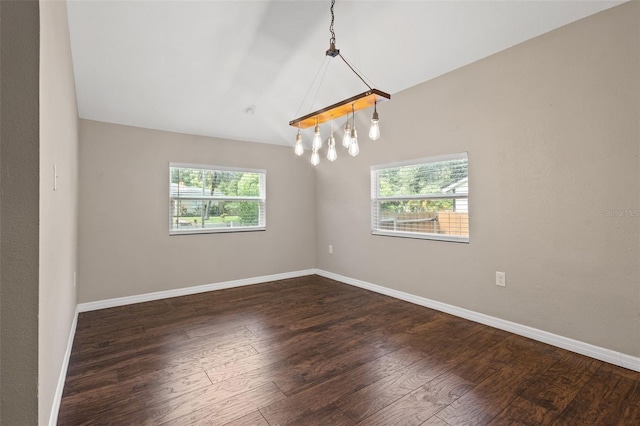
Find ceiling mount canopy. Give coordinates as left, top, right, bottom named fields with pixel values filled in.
left=290, top=0, right=391, bottom=165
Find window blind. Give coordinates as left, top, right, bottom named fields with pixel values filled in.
left=371, top=153, right=469, bottom=242
left=169, top=163, right=266, bottom=235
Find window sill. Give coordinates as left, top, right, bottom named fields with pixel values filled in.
left=371, top=229, right=469, bottom=243
left=170, top=226, right=266, bottom=236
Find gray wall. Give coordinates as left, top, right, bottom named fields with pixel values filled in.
left=315, top=3, right=640, bottom=357
left=78, top=120, right=316, bottom=302
left=0, top=1, right=40, bottom=424
left=39, top=0, right=79, bottom=424
left=0, top=2, right=636, bottom=424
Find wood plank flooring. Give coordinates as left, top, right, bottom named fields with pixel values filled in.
left=58, top=275, right=640, bottom=425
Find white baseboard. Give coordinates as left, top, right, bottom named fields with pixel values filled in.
left=49, top=305, right=80, bottom=426
left=66, top=265, right=640, bottom=417
left=77, top=269, right=316, bottom=312
left=56, top=270, right=315, bottom=423
left=53, top=268, right=640, bottom=424
left=315, top=269, right=640, bottom=373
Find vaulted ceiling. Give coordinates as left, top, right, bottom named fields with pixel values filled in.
left=67, top=0, right=624, bottom=147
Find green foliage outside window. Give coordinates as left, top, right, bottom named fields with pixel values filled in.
left=377, top=159, right=467, bottom=213
left=170, top=165, right=265, bottom=232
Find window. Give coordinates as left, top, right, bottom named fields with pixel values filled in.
left=371, top=153, right=469, bottom=242
left=169, top=163, right=266, bottom=235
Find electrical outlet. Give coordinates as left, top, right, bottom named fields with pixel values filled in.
left=496, top=271, right=506, bottom=287
left=328, top=245, right=333, bottom=254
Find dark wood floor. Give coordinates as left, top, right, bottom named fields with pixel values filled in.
left=58, top=275, right=640, bottom=425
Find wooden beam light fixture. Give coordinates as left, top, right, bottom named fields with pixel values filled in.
left=291, top=0, right=391, bottom=165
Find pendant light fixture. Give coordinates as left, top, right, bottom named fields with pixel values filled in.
left=294, top=127, right=304, bottom=156
left=311, top=118, right=322, bottom=152
left=327, top=118, right=337, bottom=161
left=369, top=101, right=380, bottom=141
left=290, top=0, right=390, bottom=165
left=342, top=120, right=351, bottom=149
left=348, top=105, right=359, bottom=156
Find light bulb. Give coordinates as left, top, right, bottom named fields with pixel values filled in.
left=312, top=124, right=322, bottom=151
left=369, top=109, right=380, bottom=140
left=311, top=150, right=320, bottom=166
left=294, top=132, right=304, bottom=156
left=342, top=121, right=351, bottom=148
left=327, top=135, right=337, bottom=161
left=348, top=129, right=359, bottom=156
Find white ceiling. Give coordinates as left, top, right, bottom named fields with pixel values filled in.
left=67, top=0, right=624, bottom=147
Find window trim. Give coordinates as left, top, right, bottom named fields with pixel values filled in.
left=169, top=162, right=266, bottom=236
left=371, top=152, right=469, bottom=243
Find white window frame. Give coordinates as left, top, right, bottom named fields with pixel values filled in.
left=371, top=152, right=469, bottom=243
left=169, top=163, right=266, bottom=235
